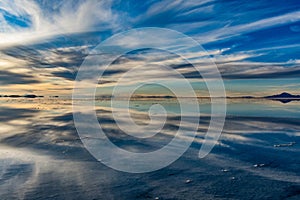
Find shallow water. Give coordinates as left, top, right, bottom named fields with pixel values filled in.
left=0, top=98, right=299, bottom=199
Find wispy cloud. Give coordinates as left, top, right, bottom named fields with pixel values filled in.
left=0, top=0, right=118, bottom=47
left=0, top=0, right=299, bottom=96
left=194, top=10, right=300, bottom=44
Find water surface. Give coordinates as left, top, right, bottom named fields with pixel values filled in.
left=0, top=98, right=299, bottom=199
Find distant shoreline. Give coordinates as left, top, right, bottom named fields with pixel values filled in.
left=1, top=92, right=300, bottom=103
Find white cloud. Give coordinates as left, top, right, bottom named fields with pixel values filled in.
left=287, top=59, right=300, bottom=64
left=0, top=0, right=118, bottom=48
left=195, top=10, right=300, bottom=43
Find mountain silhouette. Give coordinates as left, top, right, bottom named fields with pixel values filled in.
left=265, top=92, right=300, bottom=99
left=264, top=92, right=300, bottom=103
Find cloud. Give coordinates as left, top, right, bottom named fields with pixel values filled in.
left=0, top=0, right=118, bottom=48
left=219, top=63, right=300, bottom=79
left=0, top=70, right=40, bottom=85
left=193, top=10, right=300, bottom=44
left=0, top=1, right=299, bottom=96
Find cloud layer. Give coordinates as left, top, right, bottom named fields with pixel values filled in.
left=0, top=0, right=299, bottom=96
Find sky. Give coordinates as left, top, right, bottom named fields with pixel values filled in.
left=0, top=0, right=299, bottom=97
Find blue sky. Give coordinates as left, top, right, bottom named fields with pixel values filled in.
left=0, top=0, right=299, bottom=96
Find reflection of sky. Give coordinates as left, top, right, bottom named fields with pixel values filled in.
left=0, top=99, right=300, bottom=198
left=0, top=1, right=299, bottom=96
left=97, top=99, right=300, bottom=118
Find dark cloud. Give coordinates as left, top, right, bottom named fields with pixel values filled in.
left=1, top=38, right=89, bottom=69
left=52, top=71, right=77, bottom=81
left=220, top=65, right=300, bottom=79
left=102, top=69, right=125, bottom=76
left=0, top=70, right=40, bottom=85
left=172, top=63, right=300, bottom=79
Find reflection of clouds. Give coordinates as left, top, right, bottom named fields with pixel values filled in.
left=0, top=101, right=116, bottom=199
left=217, top=115, right=300, bottom=166
left=0, top=100, right=78, bottom=148
left=0, top=152, right=37, bottom=200
left=0, top=146, right=115, bottom=199
left=0, top=99, right=300, bottom=198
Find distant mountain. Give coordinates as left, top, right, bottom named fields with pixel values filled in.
left=265, top=92, right=300, bottom=99
left=23, top=94, right=43, bottom=98
left=0, top=94, right=43, bottom=98
left=131, top=95, right=175, bottom=99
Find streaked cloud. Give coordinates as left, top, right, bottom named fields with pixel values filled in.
left=0, top=0, right=299, bottom=96
left=0, top=0, right=118, bottom=47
